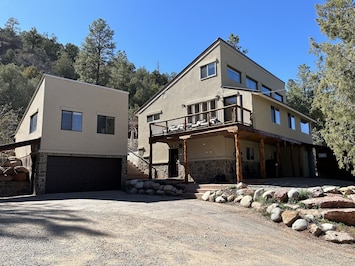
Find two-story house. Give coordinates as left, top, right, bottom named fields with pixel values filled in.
left=15, top=74, right=129, bottom=194
left=135, top=38, right=315, bottom=183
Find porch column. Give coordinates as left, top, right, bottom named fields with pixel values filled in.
left=259, top=138, right=266, bottom=178
left=276, top=142, right=281, bottom=178
left=149, top=123, right=153, bottom=179
left=234, top=131, right=243, bottom=183
left=180, top=136, right=191, bottom=184
left=290, top=144, right=295, bottom=177
left=298, top=145, right=304, bottom=177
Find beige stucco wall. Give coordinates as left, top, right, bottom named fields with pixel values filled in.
left=252, top=94, right=313, bottom=144
left=15, top=75, right=128, bottom=158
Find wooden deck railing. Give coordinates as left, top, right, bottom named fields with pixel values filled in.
left=150, top=104, right=253, bottom=137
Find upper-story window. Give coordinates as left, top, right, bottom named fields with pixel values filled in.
left=61, top=110, right=82, bottom=131
left=200, top=62, right=216, bottom=79
left=187, top=99, right=216, bottom=123
left=274, top=92, right=283, bottom=102
left=147, top=113, right=161, bottom=123
left=261, top=85, right=272, bottom=96
left=97, top=115, right=115, bottom=134
left=227, top=66, right=241, bottom=83
left=246, top=77, right=257, bottom=90
left=271, top=106, right=280, bottom=125
left=301, top=119, right=310, bottom=134
left=288, top=113, right=296, bottom=130
left=29, top=112, right=38, bottom=133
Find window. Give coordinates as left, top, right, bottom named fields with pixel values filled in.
left=246, top=77, right=257, bottom=90
left=301, top=120, right=310, bottom=134
left=29, top=112, right=38, bottom=133
left=187, top=99, right=217, bottom=123
left=274, top=92, right=283, bottom=102
left=147, top=113, right=161, bottom=123
left=271, top=106, right=280, bottom=125
left=61, top=110, right=82, bottom=131
left=227, top=66, right=241, bottom=83
left=261, top=85, right=271, bottom=96
left=200, top=62, right=216, bottom=79
left=97, top=115, right=115, bottom=134
left=288, top=113, right=296, bottom=130
left=246, top=147, right=254, bottom=160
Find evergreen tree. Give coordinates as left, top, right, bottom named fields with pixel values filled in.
left=75, top=18, right=115, bottom=86
left=311, top=0, right=355, bottom=174
left=226, top=33, right=248, bottom=54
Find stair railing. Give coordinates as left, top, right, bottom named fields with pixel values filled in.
left=127, top=147, right=157, bottom=179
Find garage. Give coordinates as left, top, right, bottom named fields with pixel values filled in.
left=45, top=156, right=121, bottom=193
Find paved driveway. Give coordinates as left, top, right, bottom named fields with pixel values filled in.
left=0, top=190, right=354, bottom=265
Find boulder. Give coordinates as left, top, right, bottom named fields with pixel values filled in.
left=274, top=189, right=288, bottom=202
left=135, top=181, right=144, bottom=189
left=236, top=182, right=248, bottom=189
left=164, top=185, right=174, bottom=192
left=324, top=231, right=354, bottom=244
left=145, top=189, right=155, bottom=195
left=251, top=202, right=266, bottom=212
left=236, top=188, right=255, bottom=196
left=143, top=181, right=155, bottom=189
left=270, top=207, right=283, bottom=222
left=201, top=191, right=211, bottom=201
left=292, top=219, right=308, bottom=231
left=281, top=210, right=299, bottom=227
left=215, top=196, right=226, bottom=203
left=287, top=188, right=300, bottom=201
left=253, top=188, right=265, bottom=201
left=307, top=186, right=324, bottom=198
left=301, top=196, right=355, bottom=209
left=240, top=195, right=253, bottom=208
left=309, top=224, right=323, bottom=237
left=129, top=179, right=139, bottom=186
left=322, top=208, right=355, bottom=226
left=322, top=186, right=340, bottom=194
left=266, top=203, right=279, bottom=214
left=320, top=223, right=337, bottom=232
left=234, top=195, right=244, bottom=203
left=339, top=186, right=355, bottom=195
left=129, top=187, right=137, bottom=194
left=156, top=190, right=165, bottom=195
left=262, top=190, right=275, bottom=201
left=208, top=194, right=216, bottom=202
left=227, top=195, right=235, bottom=202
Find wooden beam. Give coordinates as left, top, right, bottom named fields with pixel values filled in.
left=234, top=131, right=243, bottom=183
left=259, top=138, right=266, bottom=178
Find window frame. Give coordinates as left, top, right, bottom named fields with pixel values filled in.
left=61, top=110, right=83, bottom=132
left=271, top=106, right=281, bottom=125
left=300, top=119, right=310, bottom=134
left=274, top=92, right=283, bottom=102
left=246, top=76, right=257, bottom=90
left=227, top=66, right=241, bottom=83
left=29, top=112, right=38, bottom=133
left=261, top=85, right=272, bottom=96
left=288, top=113, right=296, bottom=130
left=97, top=115, right=115, bottom=135
left=246, top=147, right=255, bottom=160
left=147, top=113, right=161, bottom=123
left=200, top=62, right=216, bottom=79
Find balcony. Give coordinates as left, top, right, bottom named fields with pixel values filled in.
left=149, top=104, right=253, bottom=139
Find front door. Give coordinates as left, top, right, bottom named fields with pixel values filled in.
left=168, top=149, right=179, bottom=177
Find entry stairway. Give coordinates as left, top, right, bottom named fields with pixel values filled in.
left=127, top=161, right=149, bottom=180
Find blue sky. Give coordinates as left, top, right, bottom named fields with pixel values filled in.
left=1, top=0, right=327, bottom=83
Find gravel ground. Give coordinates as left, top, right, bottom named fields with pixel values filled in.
left=0, top=190, right=354, bottom=266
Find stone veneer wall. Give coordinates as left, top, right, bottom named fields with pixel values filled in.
left=34, top=152, right=127, bottom=195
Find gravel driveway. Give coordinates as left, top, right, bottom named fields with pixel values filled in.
left=0, top=190, right=354, bottom=265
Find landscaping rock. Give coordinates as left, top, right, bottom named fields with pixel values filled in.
left=251, top=201, right=266, bottom=212
left=240, top=195, right=253, bottom=208
left=307, top=186, right=324, bottom=198
left=262, top=190, right=275, bottom=201
left=274, top=189, right=288, bottom=202
left=304, top=214, right=315, bottom=223
left=156, top=190, right=165, bottom=195
left=287, top=189, right=300, bottom=201
left=323, top=186, right=340, bottom=194
left=234, top=195, right=244, bottom=203
left=227, top=195, right=235, bottom=202
left=143, top=181, right=155, bottom=189
left=236, top=188, right=255, bottom=196
left=266, top=203, right=279, bottom=214
left=301, top=196, right=355, bottom=208
left=322, top=208, right=355, bottom=226
left=135, top=181, right=144, bottom=189
left=339, top=186, right=355, bottom=195
left=146, top=189, right=155, bottom=195
left=309, top=224, right=323, bottom=237
left=236, top=182, right=248, bottom=189
left=253, top=188, right=265, bottom=201
left=201, top=191, right=211, bottom=201
left=324, top=231, right=354, bottom=244
left=129, top=187, right=137, bottom=194
left=282, top=210, right=299, bottom=227
left=129, top=179, right=139, bottom=186
left=292, top=219, right=308, bottom=231
left=271, top=207, right=283, bottom=222
left=164, top=185, right=174, bottom=192
left=209, top=193, right=216, bottom=202
left=320, top=223, right=337, bottom=232
left=215, top=196, right=226, bottom=203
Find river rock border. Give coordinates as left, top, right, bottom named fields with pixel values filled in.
left=200, top=183, right=355, bottom=245
left=125, top=179, right=184, bottom=196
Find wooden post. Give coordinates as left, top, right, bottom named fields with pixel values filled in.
left=259, top=138, right=266, bottom=178
left=298, top=145, right=304, bottom=177
left=234, top=131, right=243, bottom=183
left=149, top=124, right=153, bottom=179
left=290, top=144, right=295, bottom=177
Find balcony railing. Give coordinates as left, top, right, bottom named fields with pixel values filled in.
left=150, top=104, right=253, bottom=137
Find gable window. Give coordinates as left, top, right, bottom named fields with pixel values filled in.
left=288, top=113, right=296, bottom=130
left=261, top=85, right=272, bottom=96
left=246, top=77, right=257, bottom=90
left=61, top=110, right=82, bottom=131
left=187, top=99, right=217, bottom=124
left=246, top=147, right=255, bottom=160
left=271, top=106, right=280, bottom=125
left=227, top=66, right=241, bottom=83
left=29, top=112, right=38, bottom=133
left=274, top=92, right=283, bottom=102
left=200, top=62, right=216, bottom=79
left=147, top=113, right=161, bottom=123
left=300, top=120, right=310, bottom=134
left=97, top=115, right=115, bottom=134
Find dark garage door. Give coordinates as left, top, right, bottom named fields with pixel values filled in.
left=46, top=156, right=121, bottom=193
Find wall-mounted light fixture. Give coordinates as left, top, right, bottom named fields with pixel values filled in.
left=181, top=104, right=186, bottom=108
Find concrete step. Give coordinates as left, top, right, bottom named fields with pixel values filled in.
left=127, top=161, right=148, bottom=180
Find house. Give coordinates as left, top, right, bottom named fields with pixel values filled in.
left=135, top=38, right=316, bottom=183
left=15, top=74, right=128, bottom=194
